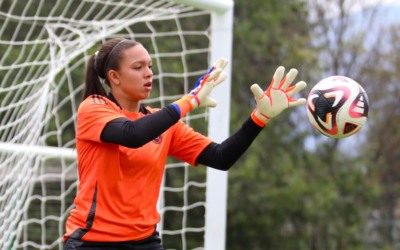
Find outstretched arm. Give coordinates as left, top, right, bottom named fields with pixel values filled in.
left=196, top=66, right=307, bottom=170
left=196, top=116, right=262, bottom=170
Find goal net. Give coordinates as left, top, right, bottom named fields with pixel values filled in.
left=0, top=0, right=232, bottom=249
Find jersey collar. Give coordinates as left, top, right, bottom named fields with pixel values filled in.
left=107, top=93, right=149, bottom=115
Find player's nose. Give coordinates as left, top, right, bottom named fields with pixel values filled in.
left=145, top=67, right=153, bottom=78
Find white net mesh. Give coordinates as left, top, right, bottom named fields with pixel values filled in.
left=0, top=1, right=214, bottom=249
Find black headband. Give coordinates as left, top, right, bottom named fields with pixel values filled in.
left=103, top=39, right=128, bottom=75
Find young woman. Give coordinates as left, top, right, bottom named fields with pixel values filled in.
left=63, top=38, right=307, bottom=250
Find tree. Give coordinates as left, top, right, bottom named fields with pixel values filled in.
left=310, top=1, right=400, bottom=249
left=226, top=0, right=380, bottom=249
left=358, top=23, right=400, bottom=248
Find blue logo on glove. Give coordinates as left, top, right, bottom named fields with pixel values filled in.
left=189, top=66, right=215, bottom=95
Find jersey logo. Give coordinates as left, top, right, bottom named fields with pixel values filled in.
left=152, top=135, right=162, bottom=144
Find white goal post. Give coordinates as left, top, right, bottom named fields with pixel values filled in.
left=0, top=0, right=233, bottom=250
left=166, top=1, right=234, bottom=249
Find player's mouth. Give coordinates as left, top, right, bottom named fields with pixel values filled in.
left=144, top=82, right=152, bottom=91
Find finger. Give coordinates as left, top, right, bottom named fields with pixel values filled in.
left=213, top=58, right=224, bottom=68
left=288, top=98, right=306, bottom=107
left=272, top=66, right=285, bottom=89
left=281, top=68, right=298, bottom=91
left=286, top=81, right=307, bottom=97
left=211, top=71, right=227, bottom=87
left=203, top=97, right=218, bottom=108
left=250, top=84, right=265, bottom=100
left=207, top=68, right=222, bottom=81
left=220, top=58, right=229, bottom=70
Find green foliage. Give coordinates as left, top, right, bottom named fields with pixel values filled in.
left=356, top=25, right=400, bottom=249
left=226, top=0, right=380, bottom=249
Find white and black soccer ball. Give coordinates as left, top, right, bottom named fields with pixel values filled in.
left=306, top=76, right=369, bottom=139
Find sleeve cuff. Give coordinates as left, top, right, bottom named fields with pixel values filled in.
left=173, top=96, right=193, bottom=118
left=251, top=109, right=268, bottom=127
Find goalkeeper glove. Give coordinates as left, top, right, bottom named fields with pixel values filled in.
left=172, top=58, right=228, bottom=118
left=250, top=66, right=307, bottom=127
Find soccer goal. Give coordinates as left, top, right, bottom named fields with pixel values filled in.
left=0, top=0, right=233, bottom=249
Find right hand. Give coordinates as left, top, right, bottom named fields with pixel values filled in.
left=250, top=66, right=307, bottom=126
left=173, top=58, right=228, bottom=117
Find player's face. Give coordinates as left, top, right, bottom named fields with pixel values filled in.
left=117, top=44, right=153, bottom=101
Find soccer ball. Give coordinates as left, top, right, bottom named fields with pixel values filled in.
left=306, top=76, right=369, bottom=138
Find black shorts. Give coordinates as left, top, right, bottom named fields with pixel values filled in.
left=63, top=231, right=164, bottom=250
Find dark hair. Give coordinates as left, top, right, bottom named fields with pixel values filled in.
left=83, top=38, right=139, bottom=100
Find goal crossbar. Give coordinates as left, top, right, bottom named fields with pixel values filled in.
left=172, top=0, right=233, bottom=13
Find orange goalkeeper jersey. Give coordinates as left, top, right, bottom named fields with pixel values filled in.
left=64, top=95, right=212, bottom=242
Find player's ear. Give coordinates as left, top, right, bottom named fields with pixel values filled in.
left=108, top=70, right=120, bottom=86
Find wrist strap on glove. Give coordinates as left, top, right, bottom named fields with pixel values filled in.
left=172, top=95, right=195, bottom=118
left=251, top=109, right=268, bottom=127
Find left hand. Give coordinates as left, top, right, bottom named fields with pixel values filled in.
left=250, top=66, right=307, bottom=126
left=172, top=58, right=228, bottom=118
left=189, top=58, right=228, bottom=108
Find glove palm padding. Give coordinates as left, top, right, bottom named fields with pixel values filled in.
left=251, top=66, right=307, bottom=126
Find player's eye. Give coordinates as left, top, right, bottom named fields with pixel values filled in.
left=149, top=65, right=153, bottom=69
left=134, top=66, right=142, bottom=70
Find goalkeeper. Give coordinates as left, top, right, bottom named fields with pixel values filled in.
left=63, top=38, right=307, bottom=250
